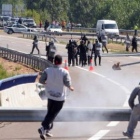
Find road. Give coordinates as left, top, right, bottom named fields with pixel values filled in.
left=0, top=34, right=140, bottom=139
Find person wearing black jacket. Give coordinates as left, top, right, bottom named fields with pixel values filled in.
left=132, top=35, right=138, bottom=52
left=72, top=40, right=79, bottom=66
left=66, top=40, right=76, bottom=66
left=81, top=34, right=88, bottom=45
left=46, top=41, right=57, bottom=63
left=44, top=20, right=49, bottom=31
left=78, top=40, right=87, bottom=67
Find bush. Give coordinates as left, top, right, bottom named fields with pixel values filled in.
left=21, top=9, right=40, bottom=25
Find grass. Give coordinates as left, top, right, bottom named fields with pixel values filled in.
left=0, top=64, right=14, bottom=79
left=59, top=41, right=67, bottom=44
left=14, top=66, right=21, bottom=71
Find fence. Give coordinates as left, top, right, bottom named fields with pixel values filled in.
left=0, top=46, right=53, bottom=71
left=22, top=32, right=58, bottom=42
left=22, top=31, right=140, bottom=45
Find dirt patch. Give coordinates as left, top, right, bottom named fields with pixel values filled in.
left=0, top=57, right=40, bottom=81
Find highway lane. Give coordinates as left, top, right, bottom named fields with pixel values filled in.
left=0, top=34, right=140, bottom=139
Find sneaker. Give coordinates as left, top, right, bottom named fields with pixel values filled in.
left=38, top=127, right=46, bottom=140
left=123, top=131, right=133, bottom=139
left=46, top=130, right=53, bottom=137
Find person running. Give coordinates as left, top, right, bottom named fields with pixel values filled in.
left=30, top=35, right=40, bottom=54
left=38, top=55, right=74, bottom=140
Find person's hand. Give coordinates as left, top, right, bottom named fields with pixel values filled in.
left=69, top=86, right=74, bottom=91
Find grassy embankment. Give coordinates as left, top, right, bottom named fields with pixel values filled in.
left=0, top=64, right=14, bottom=79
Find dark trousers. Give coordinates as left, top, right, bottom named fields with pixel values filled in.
left=132, top=46, right=138, bottom=52
left=68, top=54, right=75, bottom=66
left=42, top=99, right=64, bottom=130
left=79, top=53, right=87, bottom=67
left=48, top=56, right=54, bottom=63
left=94, top=55, right=101, bottom=65
left=134, top=30, right=137, bottom=36
left=102, top=44, right=108, bottom=53
left=30, top=44, right=40, bottom=54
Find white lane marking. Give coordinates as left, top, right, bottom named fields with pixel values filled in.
left=88, top=130, right=110, bottom=140
left=75, top=66, right=88, bottom=71
left=120, top=86, right=130, bottom=94
left=107, top=121, right=120, bottom=127
left=106, top=78, right=121, bottom=86
left=91, top=71, right=106, bottom=78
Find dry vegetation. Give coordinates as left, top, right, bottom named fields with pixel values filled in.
left=0, top=57, right=40, bottom=81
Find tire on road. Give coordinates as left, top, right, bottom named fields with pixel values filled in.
left=8, top=29, right=13, bottom=34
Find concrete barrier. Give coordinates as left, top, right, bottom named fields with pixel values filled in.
left=0, top=74, right=44, bottom=107
left=0, top=107, right=131, bottom=122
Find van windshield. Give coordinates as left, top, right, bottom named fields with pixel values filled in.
left=104, top=24, right=117, bottom=29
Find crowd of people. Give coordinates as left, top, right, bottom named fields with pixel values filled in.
left=29, top=30, right=139, bottom=68
left=43, top=19, right=76, bottom=32
left=65, top=34, right=108, bottom=67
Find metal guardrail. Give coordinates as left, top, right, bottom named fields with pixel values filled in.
left=22, top=32, right=58, bottom=42
left=22, top=31, right=140, bottom=45
left=0, top=46, right=53, bottom=71
left=41, top=31, right=96, bottom=37
left=0, top=107, right=131, bottom=122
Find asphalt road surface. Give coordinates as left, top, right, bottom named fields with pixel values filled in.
left=0, top=34, right=140, bottom=139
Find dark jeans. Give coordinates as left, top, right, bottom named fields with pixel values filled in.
left=79, top=53, right=87, bottom=67
left=48, top=56, right=54, bottom=63
left=30, top=44, right=40, bottom=54
left=94, top=55, right=101, bottom=65
left=42, top=99, right=64, bottom=130
left=102, top=44, right=108, bottom=53
left=134, top=30, right=137, bottom=36
left=68, top=54, right=75, bottom=66
left=132, top=46, right=138, bottom=52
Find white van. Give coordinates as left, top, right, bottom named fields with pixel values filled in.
left=96, top=20, right=119, bottom=38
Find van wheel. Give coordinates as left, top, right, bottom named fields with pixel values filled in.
left=8, top=29, right=13, bottom=34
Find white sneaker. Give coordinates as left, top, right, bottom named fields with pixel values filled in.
left=38, top=127, right=46, bottom=140
left=46, top=130, right=53, bottom=137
